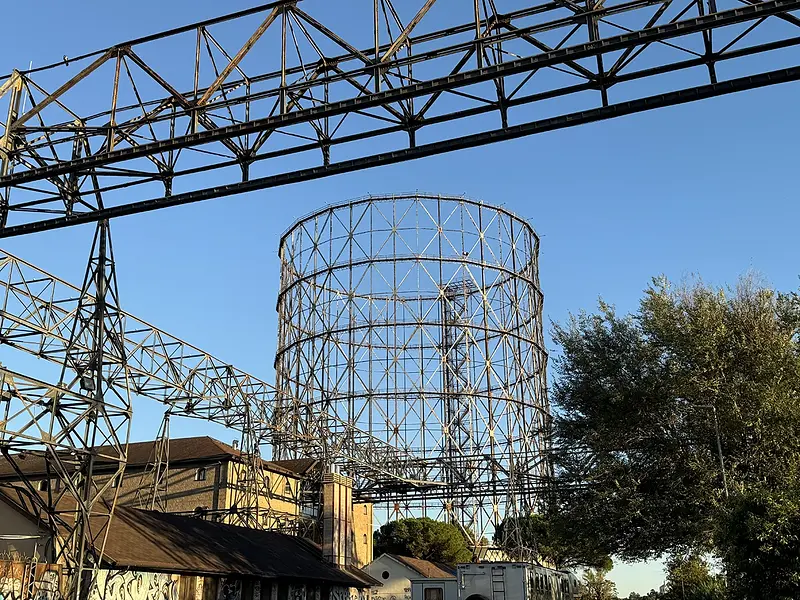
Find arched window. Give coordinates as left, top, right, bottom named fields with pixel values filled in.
left=195, top=467, right=207, bottom=481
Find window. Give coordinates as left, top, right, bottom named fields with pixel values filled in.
left=424, top=588, right=443, bottom=600
left=37, top=479, right=49, bottom=492
left=363, top=534, right=368, bottom=545
left=381, top=571, right=390, bottom=580
left=363, top=504, right=368, bottom=515
left=111, top=474, right=121, bottom=488
left=195, top=467, right=207, bottom=481
left=284, top=481, right=292, bottom=495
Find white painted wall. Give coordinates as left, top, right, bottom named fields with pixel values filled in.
left=363, top=555, right=421, bottom=600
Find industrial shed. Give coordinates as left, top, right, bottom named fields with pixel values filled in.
left=0, top=490, right=377, bottom=600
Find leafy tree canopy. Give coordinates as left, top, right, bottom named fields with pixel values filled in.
left=373, top=517, right=472, bottom=564
left=579, top=568, right=617, bottom=600
left=552, top=276, right=800, bottom=561
left=494, top=513, right=612, bottom=570
left=550, top=275, right=800, bottom=596
left=662, top=554, right=726, bottom=600
left=716, top=484, right=800, bottom=600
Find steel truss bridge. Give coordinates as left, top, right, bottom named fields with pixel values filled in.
left=0, top=0, right=798, bottom=237
left=0, top=0, right=797, bottom=596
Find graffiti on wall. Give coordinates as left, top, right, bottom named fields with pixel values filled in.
left=91, top=570, right=178, bottom=600
left=0, top=577, right=22, bottom=600
left=329, top=587, right=369, bottom=600
left=217, top=579, right=241, bottom=600
left=0, top=561, right=61, bottom=600
left=287, top=585, right=305, bottom=600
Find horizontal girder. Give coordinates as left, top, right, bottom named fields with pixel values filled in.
left=0, top=0, right=798, bottom=235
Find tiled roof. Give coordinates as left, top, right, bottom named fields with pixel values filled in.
left=267, top=458, right=319, bottom=475
left=386, top=554, right=456, bottom=579
left=103, top=507, right=373, bottom=586
left=0, top=436, right=308, bottom=479
left=0, top=489, right=375, bottom=587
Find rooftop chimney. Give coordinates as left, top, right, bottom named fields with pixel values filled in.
left=322, top=472, right=353, bottom=568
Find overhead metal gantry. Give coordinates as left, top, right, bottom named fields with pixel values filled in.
left=0, top=0, right=799, bottom=236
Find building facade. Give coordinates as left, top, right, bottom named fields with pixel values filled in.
left=363, top=555, right=455, bottom=600
left=0, top=501, right=377, bottom=600
left=0, top=437, right=374, bottom=568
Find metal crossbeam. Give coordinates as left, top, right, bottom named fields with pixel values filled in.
left=0, top=0, right=798, bottom=235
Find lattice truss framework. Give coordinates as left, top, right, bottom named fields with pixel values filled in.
left=0, top=242, right=423, bottom=537
left=0, top=0, right=799, bottom=236
left=274, top=194, right=550, bottom=546
left=0, top=221, right=132, bottom=600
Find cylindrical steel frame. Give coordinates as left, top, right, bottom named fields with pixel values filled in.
left=274, top=193, right=551, bottom=545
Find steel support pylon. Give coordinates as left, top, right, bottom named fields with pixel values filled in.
left=57, top=219, right=131, bottom=600
left=0, top=220, right=131, bottom=600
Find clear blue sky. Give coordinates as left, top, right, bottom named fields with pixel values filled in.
left=2, top=1, right=798, bottom=595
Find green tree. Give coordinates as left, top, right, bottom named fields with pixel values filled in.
left=373, top=517, right=472, bottom=563
left=662, top=554, right=725, bottom=600
left=716, top=485, right=800, bottom=600
left=552, top=276, right=800, bottom=561
left=579, top=568, right=617, bottom=600
left=552, top=275, right=800, bottom=596
left=494, top=513, right=612, bottom=570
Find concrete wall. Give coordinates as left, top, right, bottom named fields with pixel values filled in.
left=90, top=572, right=363, bottom=600
left=0, top=560, right=61, bottom=600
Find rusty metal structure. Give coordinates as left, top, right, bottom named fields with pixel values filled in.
left=0, top=220, right=131, bottom=600
left=0, top=0, right=798, bottom=595
left=0, top=0, right=799, bottom=238
left=274, top=193, right=550, bottom=548
left=0, top=235, right=423, bottom=597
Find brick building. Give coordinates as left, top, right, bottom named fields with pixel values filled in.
left=0, top=491, right=378, bottom=600
left=0, top=436, right=374, bottom=568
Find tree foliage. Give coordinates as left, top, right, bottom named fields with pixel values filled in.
left=661, top=554, right=726, bottom=600
left=716, top=485, right=800, bottom=600
left=579, top=568, right=617, bottom=600
left=373, top=517, right=472, bottom=564
left=494, top=513, right=612, bottom=570
left=552, top=276, right=800, bottom=562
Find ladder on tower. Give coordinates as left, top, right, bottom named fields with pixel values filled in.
left=490, top=567, right=506, bottom=600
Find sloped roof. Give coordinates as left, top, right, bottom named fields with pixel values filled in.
left=386, top=554, right=456, bottom=579
left=0, top=489, right=375, bottom=587
left=0, top=437, right=306, bottom=479
left=103, top=507, right=374, bottom=586
left=267, top=458, right=319, bottom=475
